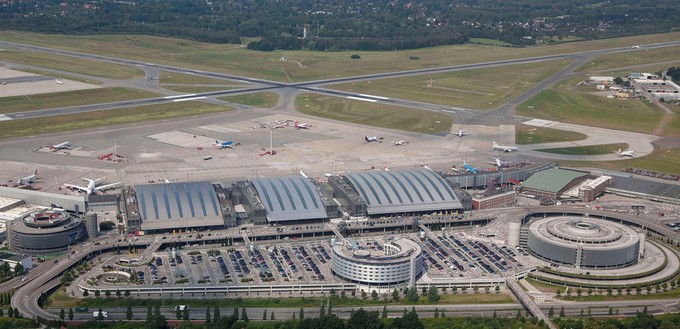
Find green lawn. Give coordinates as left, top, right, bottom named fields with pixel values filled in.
left=0, top=102, right=231, bottom=139
left=536, top=143, right=629, bottom=155
left=560, top=148, right=680, bottom=176
left=13, top=68, right=102, bottom=85
left=2, top=31, right=680, bottom=82
left=516, top=125, right=587, bottom=144
left=159, top=71, right=247, bottom=85
left=161, top=86, right=238, bottom=93
left=328, top=60, right=571, bottom=111
left=295, top=94, right=452, bottom=135
left=0, top=49, right=143, bottom=79
left=0, top=87, right=161, bottom=114
left=577, top=46, right=680, bottom=72
left=518, top=78, right=664, bottom=134
left=219, top=92, right=279, bottom=108
left=468, top=38, right=514, bottom=47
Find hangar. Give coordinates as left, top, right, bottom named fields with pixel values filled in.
left=344, top=169, right=463, bottom=216
left=126, top=182, right=225, bottom=232
left=251, top=176, right=329, bottom=223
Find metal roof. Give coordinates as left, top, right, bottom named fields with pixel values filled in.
left=609, top=176, right=680, bottom=200
left=521, top=168, right=587, bottom=193
left=251, top=176, right=328, bottom=222
left=135, top=182, right=224, bottom=229
left=345, top=169, right=463, bottom=215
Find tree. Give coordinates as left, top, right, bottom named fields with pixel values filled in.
left=116, top=289, right=121, bottom=298
left=495, top=285, right=501, bottom=294
left=427, top=286, right=440, bottom=303
left=655, top=284, right=661, bottom=293
left=382, top=305, right=387, bottom=318
left=350, top=54, right=361, bottom=59
left=262, top=309, right=267, bottom=321
left=559, top=306, right=565, bottom=317
left=105, top=290, right=111, bottom=298
left=347, top=308, right=382, bottom=329
left=214, top=306, right=220, bottom=321
left=327, top=300, right=332, bottom=315
left=580, top=309, right=584, bottom=317
left=97, top=308, right=104, bottom=321
left=94, top=290, right=100, bottom=298
left=642, top=306, right=648, bottom=315
left=434, top=308, right=439, bottom=318
left=241, top=307, right=249, bottom=322
left=341, top=290, right=346, bottom=298
left=82, top=290, right=89, bottom=297
left=183, top=306, right=189, bottom=320
left=637, top=287, right=642, bottom=295
left=59, top=309, right=65, bottom=321
left=371, top=290, right=379, bottom=301
left=206, top=307, right=211, bottom=323
left=556, top=288, right=561, bottom=296
left=390, top=309, right=424, bottom=329
left=233, top=307, right=239, bottom=320
left=292, top=312, right=296, bottom=320
left=124, top=290, right=130, bottom=297
left=13, top=263, right=24, bottom=275
left=147, top=306, right=152, bottom=320
left=485, top=286, right=490, bottom=294
left=577, top=288, right=582, bottom=297
left=175, top=308, right=181, bottom=320
left=588, top=288, right=593, bottom=296
left=392, top=288, right=400, bottom=301
left=270, top=311, right=275, bottom=320
left=516, top=309, right=522, bottom=319
left=607, top=287, right=613, bottom=296
left=361, top=290, right=367, bottom=300
left=588, top=308, right=592, bottom=317
left=461, top=286, right=468, bottom=294
left=298, top=307, right=304, bottom=320
left=440, top=309, right=445, bottom=318
left=99, top=221, right=115, bottom=231
left=473, top=286, right=479, bottom=294
left=608, top=307, right=613, bottom=315
left=68, top=308, right=74, bottom=320
left=126, top=306, right=133, bottom=321
left=452, top=286, right=458, bottom=294
left=548, top=306, right=554, bottom=318
left=406, top=287, right=419, bottom=302
left=614, top=77, right=624, bottom=85
left=492, top=310, right=497, bottom=318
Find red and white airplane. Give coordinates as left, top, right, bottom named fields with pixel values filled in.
left=294, top=122, right=310, bottom=129
left=48, top=141, right=70, bottom=151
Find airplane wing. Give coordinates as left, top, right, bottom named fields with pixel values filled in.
left=64, top=184, right=88, bottom=192
left=95, top=182, right=122, bottom=192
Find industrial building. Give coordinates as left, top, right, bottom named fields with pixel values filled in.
left=7, top=209, right=84, bottom=255
left=0, top=186, right=86, bottom=214
left=526, top=216, right=641, bottom=269
left=331, top=237, right=423, bottom=286
left=472, top=190, right=516, bottom=210
left=0, top=252, right=32, bottom=273
left=343, top=169, right=464, bottom=216
left=251, top=176, right=334, bottom=223
left=562, top=175, right=612, bottom=202
left=520, top=168, right=588, bottom=200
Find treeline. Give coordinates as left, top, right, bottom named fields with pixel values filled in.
left=1, top=1, right=679, bottom=51
left=667, top=67, right=680, bottom=84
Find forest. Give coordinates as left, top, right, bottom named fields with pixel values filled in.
left=0, top=0, right=679, bottom=51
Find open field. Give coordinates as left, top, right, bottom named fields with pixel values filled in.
left=161, top=86, right=238, bottom=93
left=536, top=143, right=629, bottom=155
left=576, top=46, right=680, bottom=72
left=561, top=148, right=680, bottom=176
left=2, top=31, right=680, bottom=82
left=15, top=68, right=102, bottom=85
left=0, top=101, right=231, bottom=139
left=159, top=71, right=247, bottom=85
left=328, top=60, right=571, bottom=111
left=0, top=87, right=160, bottom=114
left=219, top=92, right=279, bottom=108
left=468, top=38, right=514, bottom=47
left=518, top=78, right=665, bottom=135
left=516, top=125, right=587, bottom=144
left=0, top=49, right=143, bottom=79
left=295, top=94, right=452, bottom=135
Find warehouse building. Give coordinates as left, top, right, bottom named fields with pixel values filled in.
left=344, top=169, right=464, bottom=216
left=520, top=168, right=588, bottom=200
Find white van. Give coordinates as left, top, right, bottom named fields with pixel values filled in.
left=93, top=311, right=108, bottom=319
left=176, top=305, right=189, bottom=311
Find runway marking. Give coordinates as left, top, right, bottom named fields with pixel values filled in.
left=358, top=93, right=389, bottom=100
left=173, top=96, right=207, bottom=102
left=0, top=114, right=13, bottom=121
left=163, top=94, right=196, bottom=99
left=441, top=110, right=456, bottom=114
left=522, top=119, right=557, bottom=127
left=347, top=96, right=377, bottom=102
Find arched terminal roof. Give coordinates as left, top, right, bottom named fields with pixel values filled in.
left=251, top=176, right=328, bottom=222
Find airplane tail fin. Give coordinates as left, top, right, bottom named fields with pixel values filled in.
left=493, top=141, right=498, bottom=147
left=34, top=169, right=38, bottom=175
left=617, top=148, right=622, bottom=153
left=48, top=143, right=54, bottom=149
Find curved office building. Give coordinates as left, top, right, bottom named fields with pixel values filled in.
left=527, top=216, right=640, bottom=269
left=331, top=237, right=423, bottom=285
left=8, top=210, right=84, bottom=255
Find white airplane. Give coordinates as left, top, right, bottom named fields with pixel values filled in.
left=365, top=136, right=379, bottom=142
left=616, top=148, right=635, bottom=157
left=493, top=141, right=518, bottom=152
left=456, top=129, right=467, bottom=137
left=55, top=79, right=63, bottom=85
left=394, top=140, right=407, bottom=146
left=493, top=157, right=505, bottom=168
left=294, top=122, right=310, bottom=129
left=64, top=177, right=121, bottom=195
left=214, top=140, right=234, bottom=149
left=48, top=141, right=70, bottom=151
left=17, top=169, right=39, bottom=185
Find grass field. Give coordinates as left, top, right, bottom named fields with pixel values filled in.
left=536, top=143, right=629, bottom=155
left=2, top=31, right=680, bottom=82
left=161, top=86, right=237, bottom=93
left=468, top=38, right=514, bottom=47
left=47, top=289, right=513, bottom=309
left=576, top=46, right=680, bottom=72
left=560, top=148, right=680, bottom=176
left=329, top=60, right=571, bottom=111
left=0, top=49, right=143, bottom=79
left=219, top=92, right=279, bottom=108
left=0, top=87, right=161, bottom=114
left=159, top=71, right=247, bottom=85
left=518, top=78, right=665, bottom=134
left=516, top=124, right=587, bottom=144
left=15, top=68, right=102, bottom=85
left=0, top=101, right=231, bottom=139
left=295, top=94, right=452, bottom=135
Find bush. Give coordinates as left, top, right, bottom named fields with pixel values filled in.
left=99, top=221, right=115, bottom=231
left=350, top=54, right=361, bottom=59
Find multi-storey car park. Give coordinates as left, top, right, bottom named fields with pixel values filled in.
left=7, top=209, right=85, bottom=254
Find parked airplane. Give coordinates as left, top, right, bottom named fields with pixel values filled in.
left=493, top=157, right=505, bottom=168
left=456, top=129, right=467, bottom=137
left=17, top=169, right=38, bottom=185
left=64, top=178, right=121, bottom=195
left=365, top=136, right=380, bottom=142
left=214, top=140, right=234, bottom=149
left=294, top=122, right=310, bottom=129
left=55, top=79, right=63, bottom=85
left=616, top=148, right=635, bottom=157
left=463, top=159, right=478, bottom=174
left=394, top=140, right=407, bottom=146
left=493, top=141, right=518, bottom=152
left=48, top=141, right=70, bottom=151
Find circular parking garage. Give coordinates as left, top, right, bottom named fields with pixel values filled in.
left=331, top=237, right=423, bottom=285
left=527, top=216, right=641, bottom=269
left=8, top=209, right=85, bottom=255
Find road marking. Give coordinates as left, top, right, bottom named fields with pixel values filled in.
left=163, top=94, right=197, bottom=99
left=441, top=110, right=456, bottom=114
left=347, top=96, right=377, bottom=102
left=358, top=93, right=389, bottom=100
left=173, top=96, right=207, bottom=102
